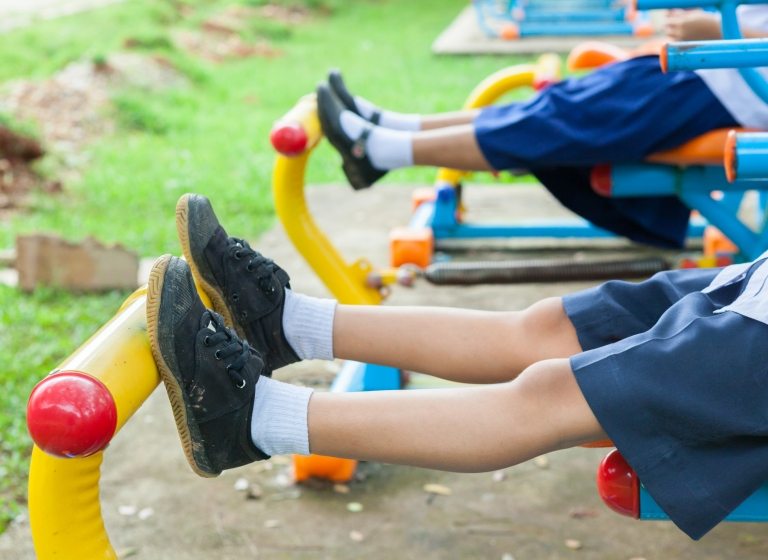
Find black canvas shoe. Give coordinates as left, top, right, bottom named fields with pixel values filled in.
left=146, top=255, right=269, bottom=477
left=316, top=83, right=387, bottom=190
left=175, top=193, right=299, bottom=374
left=327, top=69, right=381, bottom=125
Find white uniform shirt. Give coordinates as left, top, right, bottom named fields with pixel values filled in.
left=703, top=249, right=768, bottom=323
left=694, top=5, right=768, bottom=129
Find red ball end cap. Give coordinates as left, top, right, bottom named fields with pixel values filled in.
left=270, top=122, right=308, bottom=156
left=27, top=371, right=118, bottom=458
left=590, top=164, right=613, bottom=197
left=596, top=449, right=640, bottom=518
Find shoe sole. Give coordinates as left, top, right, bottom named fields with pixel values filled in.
left=175, top=194, right=243, bottom=339
left=146, top=255, right=219, bottom=478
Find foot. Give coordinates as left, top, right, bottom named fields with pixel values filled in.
left=146, top=255, right=269, bottom=477
left=316, top=83, right=387, bottom=190
left=175, top=193, right=299, bottom=374
left=327, top=69, right=381, bottom=125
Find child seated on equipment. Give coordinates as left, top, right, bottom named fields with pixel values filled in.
left=148, top=193, right=768, bottom=541
left=316, top=6, right=768, bottom=249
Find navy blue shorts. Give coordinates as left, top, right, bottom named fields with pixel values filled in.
left=563, top=264, right=768, bottom=539
left=474, top=56, right=740, bottom=248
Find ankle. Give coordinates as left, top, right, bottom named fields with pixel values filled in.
left=282, top=290, right=337, bottom=360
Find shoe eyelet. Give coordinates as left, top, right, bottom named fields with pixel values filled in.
left=240, top=310, right=248, bottom=319
left=203, top=336, right=211, bottom=346
left=214, top=350, right=222, bottom=360
left=236, top=379, right=247, bottom=389
left=232, top=293, right=239, bottom=302
left=233, top=251, right=243, bottom=260
left=246, top=264, right=254, bottom=272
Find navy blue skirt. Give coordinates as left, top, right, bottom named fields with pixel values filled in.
left=474, top=56, right=740, bottom=248
left=564, top=263, right=768, bottom=539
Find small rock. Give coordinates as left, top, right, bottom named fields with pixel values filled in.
left=492, top=470, right=506, bottom=482
left=568, top=507, right=598, bottom=519
left=333, top=484, right=350, bottom=494
left=274, top=473, right=292, bottom=488
left=423, top=483, right=452, bottom=496
left=264, top=519, right=281, bottom=529
left=137, top=507, right=154, bottom=521
left=501, top=554, right=515, bottom=560
left=246, top=484, right=263, bottom=500
left=234, top=477, right=250, bottom=492
left=347, top=502, right=364, bottom=513
left=118, top=505, right=137, bottom=516
left=349, top=530, right=364, bottom=542
left=533, top=456, right=549, bottom=469
left=565, top=539, right=582, bottom=550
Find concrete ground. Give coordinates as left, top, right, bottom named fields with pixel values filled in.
left=0, top=0, right=125, bottom=34
left=3, top=184, right=768, bottom=559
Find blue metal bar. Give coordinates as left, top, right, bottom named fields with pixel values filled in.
left=609, top=164, right=747, bottom=196
left=665, top=39, right=768, bottom=71
left=729, top=132, right=768, bottom=181
left=637, top=0, right=764, bottom=9
left=518, top=21, right=636, bottom=36
left=640, top=485, right=768, bottom=521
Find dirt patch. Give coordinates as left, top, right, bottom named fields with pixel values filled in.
left=0, top=53, right=188, bottom=211
left=172, top=28, right=281, bottom=62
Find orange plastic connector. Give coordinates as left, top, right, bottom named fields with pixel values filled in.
left=581, top=439, right=615, bottom=448
left=566, top=41, right=628, bottom=71
left=390, top=227, right=434, bottom=268
left=634, top=22, right=655, bottom=38
left=411, top=188, right=436, bottom=212
left=703, top=225, right=738, bottom=257
left=724, top=129, right=738, bottom=183
left=500, top=23, right=520, bottom=40
left=293, top=454, right=357, bottom=483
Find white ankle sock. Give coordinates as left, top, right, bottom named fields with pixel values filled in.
left=340, top=110, right=414, bottom=171
left=354, top=97, right=421, bottom=131
left=250, top=376, right=313, bottom=456
left=282, top=289, right=336, bottom=360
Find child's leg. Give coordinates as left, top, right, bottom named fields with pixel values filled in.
left=308, top=357, right=605, bottom=472
left=332, top=297, right=582, bottom=383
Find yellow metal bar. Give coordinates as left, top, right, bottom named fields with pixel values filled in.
left=28, top=285, right=212, bottom=559
left=271, top=125, right=382, bottom=305
left=275, top=93, right=323, bottom=154
left=435, top=63, right=537, bottom=186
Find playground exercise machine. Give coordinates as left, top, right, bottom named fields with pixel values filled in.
left=473, top=0, right=655, bottom=40
left=596, top=0, right=768, bottom=523
left=23, top=4, right=768, bottom=558
left=269, top=0, right=768, bottom=526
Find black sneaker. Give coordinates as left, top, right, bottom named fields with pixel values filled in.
left=146, top=255, right=269, bottom=477
left=327, top=69, right=381, bottom=125
left=316, top=83, right=387, bottom=190
left=175, top=193, right=299, bottom=374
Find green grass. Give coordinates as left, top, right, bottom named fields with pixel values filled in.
left=0, top=0, right=536, bottom=532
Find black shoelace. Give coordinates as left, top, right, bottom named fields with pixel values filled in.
left=202, top=311, right=254, bottom=389
left=227, top=237, right=280, bottom=295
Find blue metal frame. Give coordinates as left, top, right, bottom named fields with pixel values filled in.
left=473, top=0, right=647, bottom=39
left=640, top=485, right=768, bottom=521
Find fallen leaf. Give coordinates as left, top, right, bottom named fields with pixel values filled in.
left=347, top=502, right=364, bottom=513
left=568, top=507, right=597, bottom=519
left=423, top=483, right=452, bottom=496
left=246, top=484, right=263, bottom=500
left=565, top=539, right=582, bottom=550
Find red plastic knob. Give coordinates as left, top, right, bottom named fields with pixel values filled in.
left=596, top=449, right=640, bottom=518
left=27, top=371, right=117, bottom=458
left=590, top=164, right=613, bottom=197
left=270, top=123, right=308, bottom=156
